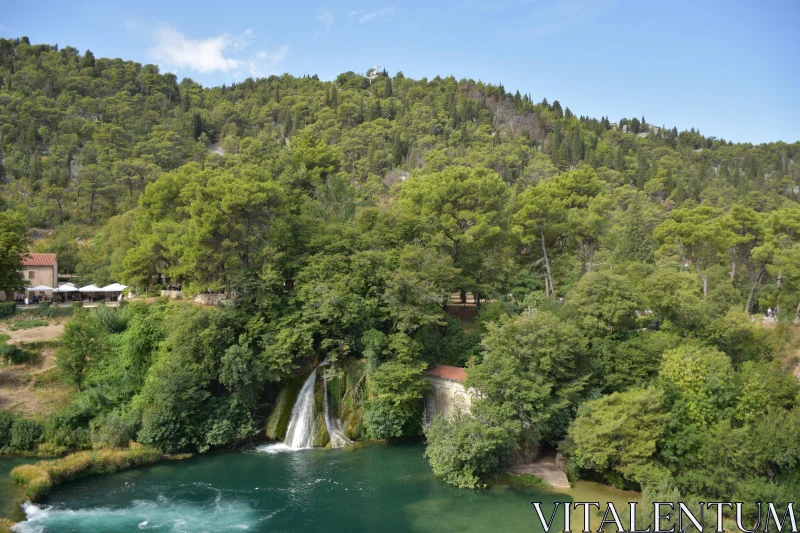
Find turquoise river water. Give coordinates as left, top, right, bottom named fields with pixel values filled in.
left=1, top=442, right=636, bottom=533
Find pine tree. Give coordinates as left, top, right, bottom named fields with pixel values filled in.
left=192, top=113, right=203, bottom=140
left=614, top=199, right=654, bottom=263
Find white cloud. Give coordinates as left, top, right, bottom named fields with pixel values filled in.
left=247, top=45, right=289, bottom=77
left=315, top=8, right=335, bottom=34
left=349, top=7, right=395, bottom=23
left=149, top=26, right=243, bottom=73
left=146, top=25, right=287, bottom=78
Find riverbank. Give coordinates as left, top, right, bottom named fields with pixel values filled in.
left=10, top=444, right=163, bottom=501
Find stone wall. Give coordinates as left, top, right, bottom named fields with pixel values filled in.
left=160, top=290, right=183, bottom=299
left=194, top=293, right=228, bottom=305
left=424, top=375, right=472, bottom=423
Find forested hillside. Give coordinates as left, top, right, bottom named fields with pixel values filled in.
left=1, top=37, right=799, bottom=510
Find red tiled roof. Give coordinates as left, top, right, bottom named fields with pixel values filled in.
left=425, top=364, right=466, bottom=382
left=21, top=253, right=57, bottom=266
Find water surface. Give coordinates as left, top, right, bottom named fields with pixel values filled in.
left=4, top=443, right=634, bottom=533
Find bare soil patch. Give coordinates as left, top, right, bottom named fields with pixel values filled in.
left=0, top=348, right=72, bottom=417
left=0, top=321, right=64, bottom=344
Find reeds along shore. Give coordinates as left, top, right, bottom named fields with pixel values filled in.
left=10, top=443, right=162, bottom=501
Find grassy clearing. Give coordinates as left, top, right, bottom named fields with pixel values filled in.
left=493, top=471, right=551, bottom=489
left=7, top=320, right=49, bottom=331
left=10, top=443, right=163, bottom=501
left=15, top=306, right=74, bottom=320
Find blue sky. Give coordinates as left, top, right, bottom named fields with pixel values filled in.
left=2, top=0, right=798, bottom=144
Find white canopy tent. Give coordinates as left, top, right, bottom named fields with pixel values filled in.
left=99, top=283, right=128, bottom=292
left=78, top=284, right=103, bottom=293
left=54, top=284, right=78, bottom=293
left=52, top=283, right=80, bottom=302
left=26, top=285, right=54, bottom=292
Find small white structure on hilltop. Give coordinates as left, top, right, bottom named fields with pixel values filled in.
left=366, top=63, right=382, bottom=85
left=424, top=364, right=474, bottom=423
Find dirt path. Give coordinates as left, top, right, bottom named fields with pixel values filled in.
left=0, top=322, right=64, bottom=344
left=0, top=321, right=71, bottom=416
left=508, top=453, right=570, bottom=488
left=0, top=348, right=71, bottom=417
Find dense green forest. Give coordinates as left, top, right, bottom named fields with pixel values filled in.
left=1, top=37, right=799, bottom=511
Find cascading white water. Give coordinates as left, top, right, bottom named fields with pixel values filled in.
left=323, top=373, right=351, bottom=448
left=281, top=360, right=352, bottom=450
left=282, top=368, right=319, bottom=449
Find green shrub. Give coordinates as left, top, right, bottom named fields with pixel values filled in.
left=94, top=303, right=128, bottom=333
left=8, top=319, right=48, bottom=330
left=0, top=410, right=19, bottom=448
left=493, top=471, right=549, bottom=489
left=10, top=418, right=44, bottom=450
left=636, top=314, right=655, bottom=329
left=424, top=407, right=510, bottom=489
left=0, top=302, right=15, bottom=318
left=45, top=403, right=95, bottom=449
left=71, top=300, right=83, bottom=309
left=0, top=340, right=29, bottom=365
left=90, top=412, right=134, bottom=448
left=17, top=305, right=72, bottom=319
left=56, top=311, right=110, bottom=391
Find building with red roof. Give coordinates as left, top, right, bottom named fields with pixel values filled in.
left=425, top=364, right=467, bottom=382
left=0, top=253, right=59, bottom=301
left=424, top=364, right=472, bottom=423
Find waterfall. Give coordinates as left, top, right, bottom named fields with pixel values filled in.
left=283, top=368, right=319, bottom=449
left=323, top=373, right=352, bottom=448
left=281, top=361, right=351, bottom=450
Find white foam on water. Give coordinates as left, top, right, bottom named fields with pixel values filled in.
left=254, top=442, right=306, bottom=454
left=14, top=497, right=259, bottom=533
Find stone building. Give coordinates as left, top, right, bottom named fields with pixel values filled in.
left=0, top=253, right=58, bottom=301
left=424, top=364, right=473, bottom=423
left=21, top=253, right=59, bottom=288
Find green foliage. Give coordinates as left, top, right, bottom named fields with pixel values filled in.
left=564, top=387, right=671, bottom=488
left=424, top=406, right=511, bottom=489
left=493, top=471, right=549, bottom=489
left=90, top=412, right=135, bottom=448
left=467, top=309, right=588, bottom=444
left=642, top=268, right=702, bottom=329
left=0, top=302, right=16, bottom=318
left=7, top=319, right=48, bottom=330
left=0, top=334, right=30, bottom=365
left=365, top=359, right=428, bottom=439
left=593, top=331, right=682, bottom=393
left=10, top=418, right=44, bottom=451
left=700, top=308, right=771, bottom=364
left=56, top=310, right=109, bottom=390
left=0, top=410, right=19, bottom=448
left=93, top=303, right=128, bottom=333
left=0, top=211, right=29, bottom=293
left=565, top=270, right=640, bottom=337
left=658, top=344, right=734, bottom=425
left=418, top=316, right=480, bottom=367
left=17, top=304, right=74, bottom=319
left=733, top=362, right=799, bottom=424
left=44, top=401, right=95, bottom=449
